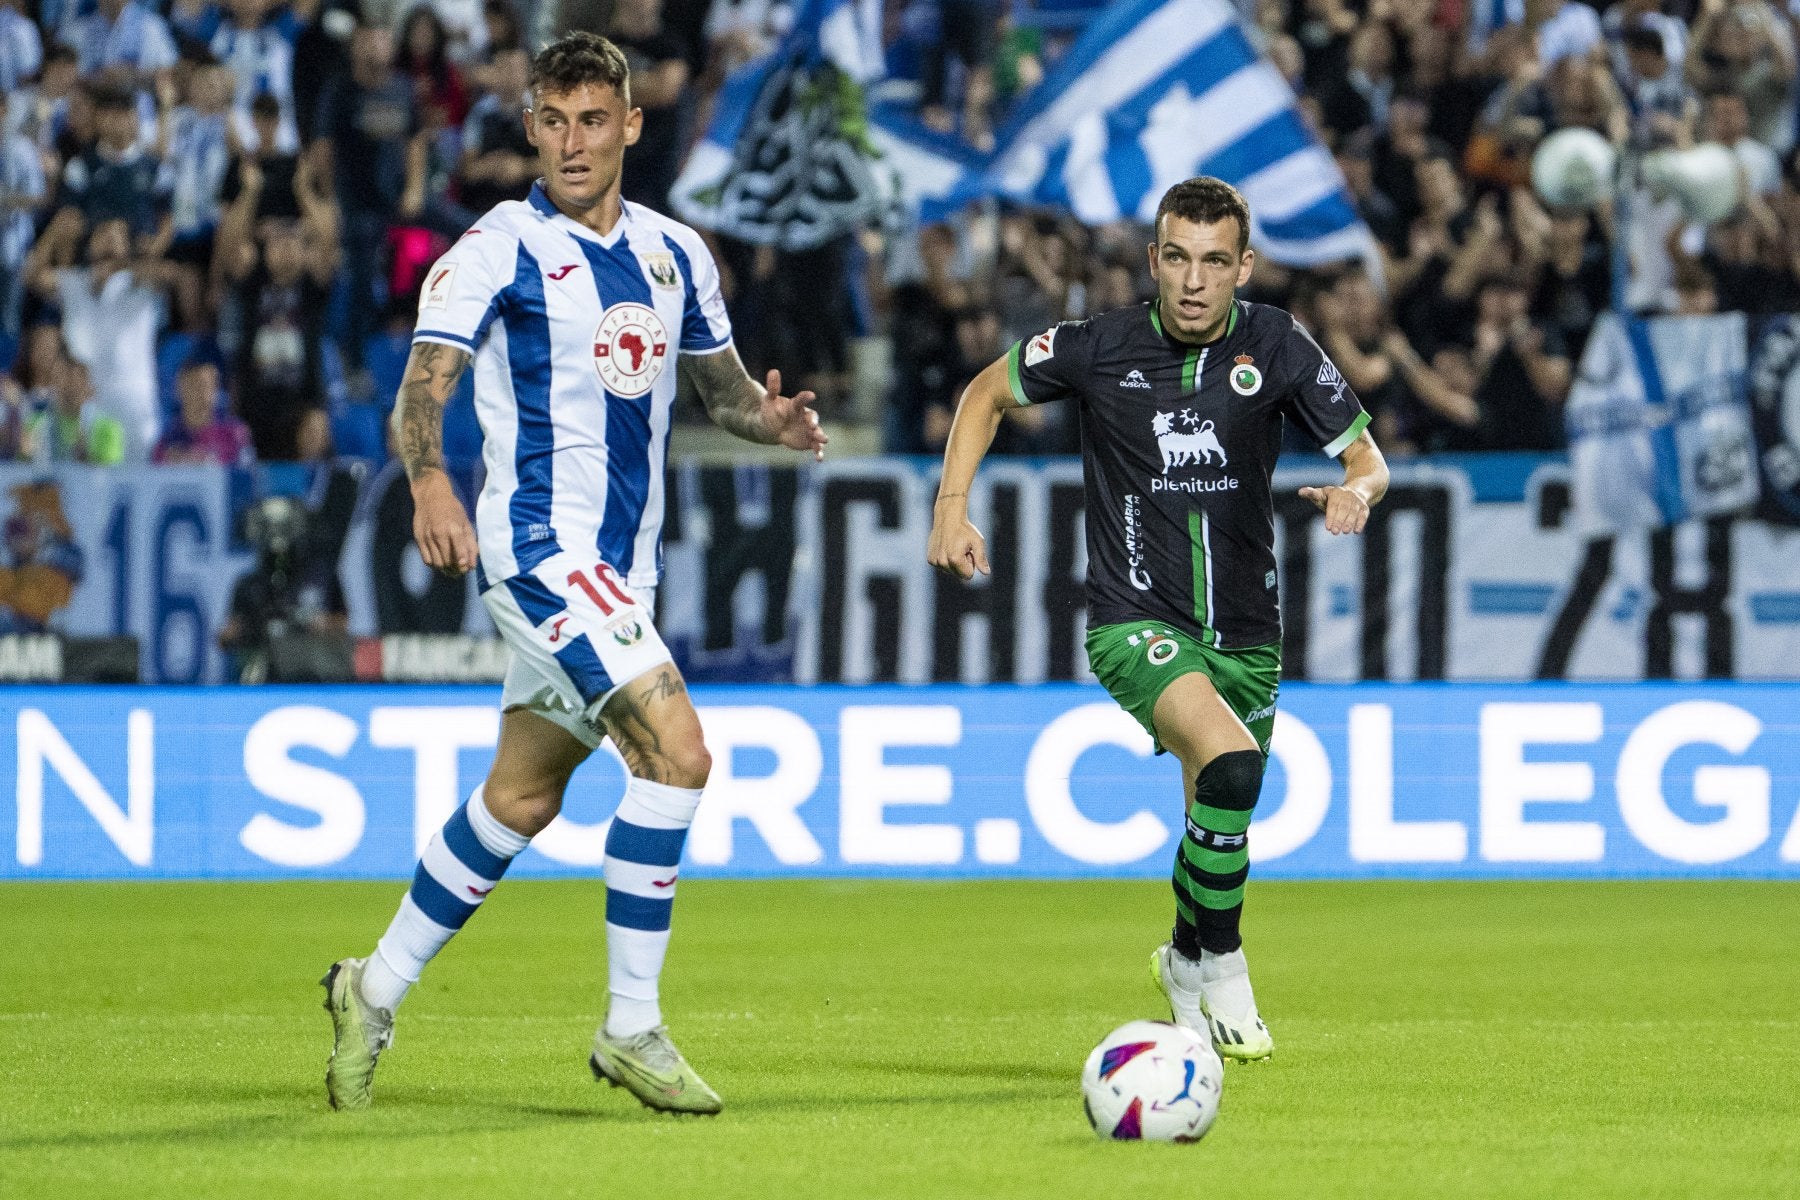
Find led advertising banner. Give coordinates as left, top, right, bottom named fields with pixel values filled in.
left=4, top=684, right=1794, bottom=880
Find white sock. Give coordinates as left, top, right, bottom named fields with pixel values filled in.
left=602, top=777, right=703, bottom=1038
left=361, top=787, right=530, bottom=1012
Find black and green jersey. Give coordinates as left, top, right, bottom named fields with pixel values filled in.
left=1007, top=298, right=1368, bottom=649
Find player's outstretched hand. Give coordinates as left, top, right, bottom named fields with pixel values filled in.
left=762, top=369, right=828, bottom=462
left=927, top=513, right=991, bottom=581
left=412, top=471, right=478, bottom=575
left=1299, top=484, right=1371, bottom=535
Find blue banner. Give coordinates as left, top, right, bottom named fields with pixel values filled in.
left=3, top=683, right=1796, bottom=880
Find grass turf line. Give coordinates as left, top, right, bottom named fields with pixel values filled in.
left=1, top=879, right=1796, bottom=1199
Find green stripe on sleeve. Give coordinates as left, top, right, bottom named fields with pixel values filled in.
left=1006, top=342, right=1030, bottom=407
left=1322, top=409, right=1372, bottom=458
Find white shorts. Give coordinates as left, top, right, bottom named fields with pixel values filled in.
left=481, top=550, right=671, bottom=750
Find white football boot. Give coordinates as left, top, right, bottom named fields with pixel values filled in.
left=1153, top=942, right=1273, bottom=1061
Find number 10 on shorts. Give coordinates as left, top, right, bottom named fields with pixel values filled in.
left=567, top=561, right=636, bottom=614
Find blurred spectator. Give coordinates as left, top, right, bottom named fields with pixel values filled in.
left=1455, top=272, right=1572, bottom=451
left=0, top=325, right=64, bottom=458
left=399, top=87, right=475, bottom=236
left=221, top=92, right=302, bottom=221
left=162, top=55, right=235, bottom=330
left=0, top=0, right=43, bottom=96
left=1617, top=22, right=1697, bottom=151
left=153, top=357, right=254, bottom=464
left=315, top=20, right=413, bottom=394
left=1673, top=257, right=1720, bottom=314
left=1316, top=20, right=1396, bottom=138
left=294, top=404, right=333, bottom=460
left=13, top=45, right=82, bottom=155
left=58, top=80, right=173, bottom=247
left=607, top=0, right=690, bottom=211
left=1530, top=205, right=1609, bottom=361
left=61, top=0, right=177, bottom=85
left=0, top=90, right=48, bottom=335
left=919, top=0, right=1000, bottom=148
left=1528, top=0, right=1603, bottom=69
left=23, top=356, right=126, bottom=464
left=456, top=45, right=534, bottom=215
left=219, top=493, right=348, bottom=683
left=26, top=212, right=176, bottom=460
left=397, top=5, right=470, bottom=126
left=203, top=0, right=317, bottom=155
left=215, top=152, right=339, bottom=458
left=1701, top=89, right=1781, bottom=197
left=1685, top=0, right=1795, bottom=155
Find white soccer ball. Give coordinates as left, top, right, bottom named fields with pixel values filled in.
left=1080, top=1019, right=1224, bottom=1142
left=1531, top=127, right=1618, bottom=210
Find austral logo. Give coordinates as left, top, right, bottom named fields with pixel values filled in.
left=1120, top=369, right=1152, bottom=390
left=1151, top=410, right=1238, bottom=494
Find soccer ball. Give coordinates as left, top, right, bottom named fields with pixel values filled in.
left=1080, top=1020, right=1223, bottom=1142
left=1530, top=127, right=1617, bottom=210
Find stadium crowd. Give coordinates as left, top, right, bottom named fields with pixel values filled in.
left=0, top=0, right=1796, bottom=466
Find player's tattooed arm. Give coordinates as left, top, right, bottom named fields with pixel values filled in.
left=395, top=341, right=478, bottom=575
left=683, top=344, right=828, bottom=460
left=394, top=341, right=471, bottom=482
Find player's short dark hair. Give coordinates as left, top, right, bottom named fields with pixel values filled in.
left=1154, top=177, right=1252, bottom=255
left=529, top=30, right=631, bottom=107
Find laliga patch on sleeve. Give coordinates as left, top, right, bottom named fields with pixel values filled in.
left=1024, top=326, right=1057, bottom=366
left=421, top=262, right=457, bottom=311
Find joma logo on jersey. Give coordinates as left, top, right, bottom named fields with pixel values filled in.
left=1120, top=369, right=1151, bottom=390
left=593, top=303, right=669, bottom=398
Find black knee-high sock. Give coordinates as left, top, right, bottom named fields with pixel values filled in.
left=1172, top=749, right=1265, bottom=958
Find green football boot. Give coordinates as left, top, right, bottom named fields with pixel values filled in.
left=321, top=957, right=394, bottom=1111
left=590, top=1025, right=723, bottom=1115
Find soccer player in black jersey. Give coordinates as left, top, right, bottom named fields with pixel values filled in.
left=928, top=178, right=1389, bottom=1060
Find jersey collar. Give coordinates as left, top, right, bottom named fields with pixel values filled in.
left=527, top=180, right=632, bottom=247
left=1149, top=297, right=1242, bottom=349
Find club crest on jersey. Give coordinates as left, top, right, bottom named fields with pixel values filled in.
left=1230, top=354, right=1262, bottom=396
left=1024, top=327, right=1057, bottom=366
left=1317, top=358, right=1348, bottom=403
left=643, top=252, right=680, bottom=289
left=593, top=303, right=669, bottom=398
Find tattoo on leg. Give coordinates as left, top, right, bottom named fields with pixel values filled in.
left=601, top=669, right=686, bottom=783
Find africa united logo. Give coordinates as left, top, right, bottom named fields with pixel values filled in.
left=594, top=303, right=669, bottom=398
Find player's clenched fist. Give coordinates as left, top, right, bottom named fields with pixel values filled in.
left=1298, top=484, right=1371, bottom=535
left=927, top=508, right=991, bottom=580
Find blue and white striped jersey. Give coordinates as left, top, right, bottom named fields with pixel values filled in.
left=412, top=183, right=732, bottom=591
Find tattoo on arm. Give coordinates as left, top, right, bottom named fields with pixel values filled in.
left=600, top=667, right=690, bottom=783
left=395, top=342, right=471, bottom=481
left=682, top=346, right=776, bottom=445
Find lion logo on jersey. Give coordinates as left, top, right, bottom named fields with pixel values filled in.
left=1153, top=410, right=1228, bottom=472
left=594, top=303, right=669, bottom=398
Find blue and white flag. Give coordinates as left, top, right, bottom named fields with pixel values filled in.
left=670, top=0, right=889, bottom=251
left=933, top=0, right=1376, bottom=268
left=1566, top=312, right=1760, bottom=535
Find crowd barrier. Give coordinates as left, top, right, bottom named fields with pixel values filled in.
left=5, top=683, right=1794, bottom=880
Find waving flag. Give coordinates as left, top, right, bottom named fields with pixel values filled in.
left=670, top=0, right=891, bottom=251
left=940, top=0, right=1374, bottom=266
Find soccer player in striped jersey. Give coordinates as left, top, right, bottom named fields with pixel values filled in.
left=322, top=30, right=826, bottom=1114
left=928, top=178, right=1389, bottom=1062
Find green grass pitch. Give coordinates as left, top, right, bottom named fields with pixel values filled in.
left=3, top=878, right=1796, bottom=1198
